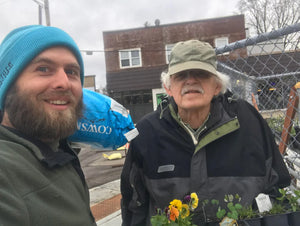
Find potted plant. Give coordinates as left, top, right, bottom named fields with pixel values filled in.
left=151, top=192, right=199, bottom=226
left=277, top=188, right=300, bottom=225
left=261, top=202, right=289, bottom=226
left=194, top=189, right=299, bottom=226
left=237, top=205, right=262, bottom=226
left=210, top=194, right=242, bottom=225
left=260, top=188, right=300, bottom=226
left=200, top=199, right=219, bottom=226
left=201, top=194, right=262, bottom=226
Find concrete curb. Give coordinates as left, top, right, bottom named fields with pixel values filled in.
left=89, top=179, right=122, bottom=225
left=96, top=210, right=121, bottom=226
left=89, top=179, right=120, bottom=205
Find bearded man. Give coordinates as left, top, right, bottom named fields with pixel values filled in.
left=0, top=25, right=96, bottom=225
left=120, top=40, right=291, bottom=226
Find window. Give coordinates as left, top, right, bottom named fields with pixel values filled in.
left=214, top=37, right=229, bottom=48
left=119, top=48, right=141, bottom=68
left=165, top=44, right=175, bottom=63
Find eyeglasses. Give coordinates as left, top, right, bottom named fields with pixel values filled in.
left=172, top=70, right=213, bottom=81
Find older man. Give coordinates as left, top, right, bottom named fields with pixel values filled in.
left=121, top=40, right=291, bottom=225
left=0, top=25, right=96, bottom=225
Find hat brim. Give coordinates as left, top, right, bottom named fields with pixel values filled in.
left=168, top=61, right=217, bottom=76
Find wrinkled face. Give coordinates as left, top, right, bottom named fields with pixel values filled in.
left=164, top=70, right=221, bottom=112
left=2, top=47, right=83, bottom=142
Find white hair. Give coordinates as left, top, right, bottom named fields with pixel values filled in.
left=160, top=70, right=170, bottom=93
left=216, top=71, right=231, bottom=94
left=160, top=70, right=231, bottom=95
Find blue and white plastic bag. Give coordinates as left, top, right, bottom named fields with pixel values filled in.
left=69, top=89, right=138, bottom=150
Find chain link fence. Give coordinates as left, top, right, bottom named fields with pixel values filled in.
left=216, top=23, right=300, bottom=189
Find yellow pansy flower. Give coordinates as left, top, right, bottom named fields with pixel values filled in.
left=169, top=199, right=182, bottom=211
left=181, top=204, right=190, bottom=218
left=190, top=192, right=199, bottom=210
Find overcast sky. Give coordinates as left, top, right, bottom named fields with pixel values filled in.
left=0, top=0, right=240, bottom=90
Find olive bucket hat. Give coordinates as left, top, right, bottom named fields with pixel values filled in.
left=168, top=39, right=218, bottom=76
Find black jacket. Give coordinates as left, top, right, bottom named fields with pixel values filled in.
left=121, top=93, right=291, bottom=226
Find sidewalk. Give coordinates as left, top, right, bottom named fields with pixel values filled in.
left=89, top=179, right=122, bottom=225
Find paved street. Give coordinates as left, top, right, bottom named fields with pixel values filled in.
left=78, top=143, right=126, bottom=189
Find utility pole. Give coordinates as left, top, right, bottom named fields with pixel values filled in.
left=44, top=0, right=51, bottom=26
left=38, top=5, right=42, bottom=25
left=33, top=0, right=43, bottom=25
left=33, top=0, right=51, bottom=26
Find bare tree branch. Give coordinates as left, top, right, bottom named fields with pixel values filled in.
left=238, top=0, right=300, bottom=35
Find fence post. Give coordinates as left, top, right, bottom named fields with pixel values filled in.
left=279, top=83, right=300, bottom=154
left=251, top=93, right=259, bottom=111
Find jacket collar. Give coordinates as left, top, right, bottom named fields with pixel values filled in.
left=0, top=125, right=76, bottom=168
left=158, top=94, right=233, bottom=131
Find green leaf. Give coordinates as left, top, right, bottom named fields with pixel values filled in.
left=216, top=209, right=226, bottom=219
left=151, top=214, right=169, bottom=226
left=211, top=199, right=219, bottom=205
left=235, top=203, right=242, bottom=209
left=227, top=202, right=234, bottom=211
left=228, top=194, right=234, bottom=202
left=228, top=210, right=239, bottom=220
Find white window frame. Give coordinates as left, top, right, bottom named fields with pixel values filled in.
left=165, top=44, right=175, bottom=64
left=214, top=37, right=229, bottom=48
left=119, top=48, right=142, bottom=69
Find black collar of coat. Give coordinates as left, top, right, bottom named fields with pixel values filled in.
left=2, top=125, right=76, bottom=168
left=159, top=92, right=234, bottom=130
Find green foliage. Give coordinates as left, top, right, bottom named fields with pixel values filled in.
left=290, top=190, right=300, bottom=212
left=202, top=189, right=300, bottom=224
left=278, top=188, right=300, bottom=212
left=210, top=199, right=219, bottom=206
left=268, top=203, right=286, bottom=215
left=211, top=194, right=242, bottom=220
left=266, top=116, right=296, bottom=136
left=227, top=202, right=242, bottom=220
left=201, top=199, right=209, bottom=207
left=151, top=213, right=196, bottom=226
left=237, top=205, right=259, bottom=220
left=216, top=207, right=226, bottom=219
left=174, top=215, right=196, bottom=226
left=151, top=212, right=170, bottom=226
left=263, top=188, right=300, bottom=216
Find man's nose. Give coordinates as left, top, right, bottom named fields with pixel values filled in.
left=185, top=71, right=197, bottom=82
left=51, top=68, right=71, bottom=90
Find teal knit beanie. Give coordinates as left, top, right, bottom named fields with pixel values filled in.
left=0, top=25, right=84, bottom=110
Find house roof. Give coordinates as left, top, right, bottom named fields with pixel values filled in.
left=103, top=15, right=244, bottom=34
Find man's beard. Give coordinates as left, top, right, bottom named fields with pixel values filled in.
left=4, top=85, right=83, bottom=142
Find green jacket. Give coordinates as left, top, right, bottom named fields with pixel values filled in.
left=0, top=125, right=96, bottom=226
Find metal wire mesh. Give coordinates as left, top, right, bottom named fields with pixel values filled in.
left=216, top=23, right=300, bottom=189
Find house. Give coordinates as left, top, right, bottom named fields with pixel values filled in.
left=103, top=15, right=246, bottom=123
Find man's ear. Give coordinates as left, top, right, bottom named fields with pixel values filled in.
left=163, top=84, right=172, bottom=96
left=0, top=111, right=13, bottom=127
left=214, top=82, right=222, bottom=96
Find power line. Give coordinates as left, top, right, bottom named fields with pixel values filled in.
left=80, top=49, right=170, bottom=54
